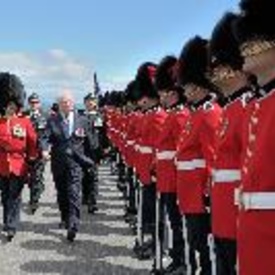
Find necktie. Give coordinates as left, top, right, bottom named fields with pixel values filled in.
left=63, top=115, right=70, bottom=137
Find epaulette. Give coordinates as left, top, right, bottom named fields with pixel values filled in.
left=241, top=91, right=254, bottom=107
left=147, top=105, right=159, bottom=113
left=203, top=101, right=214, bottom=111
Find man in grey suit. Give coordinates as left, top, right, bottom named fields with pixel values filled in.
left=42, top=90, right=95, bottom=242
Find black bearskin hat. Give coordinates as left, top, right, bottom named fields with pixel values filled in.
left=104, top=91, right=115, bottom=106
left=234, top=0, right=275, bottom=44
left=97, top=94, right=105, bottom=108
left=178, top=36, right=213, bottom=90
left=0, top=72, right=26, bottom=115
left=135, top=62, right=158, bottom=100
left=240, top=0, right=272, bottom=18
left=125, top=80, right=139, bottom=103
left=155, top=55, right=178, bottom=91
left=209, top=12, right=244, bottom=70
left=107, top=91, right=126, bottom=108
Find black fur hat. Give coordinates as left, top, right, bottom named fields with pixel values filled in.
left=97, top=94, right=105, bottom=108
left=0, top=72, right=26, bottom=115
left=209, top=12, right=244, bottom=70
left=234, top=0, right=275, bottom=44
left=155, top=55, right=178, bottom=91
left=135, top=62, right=158, bottom=99
left=104, top=91, right=117, bottom=106
left=106, top=91, right=126, bottom=108
left=240, top=0, right=272, bottom=18
left=116, top=91, right=127, bottom=107
left=125, top=80, right=140, bottom=103
left=178, top=36, right=213, bottom=90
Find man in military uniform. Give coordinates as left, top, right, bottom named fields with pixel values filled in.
left=134, top=62, right=167, bottom=261
left=154, top=55, right=189, bottom=274
left=176, top=36, right=222, bottom=275
left=208, top=12, right=253, bottom=275
left=81, top=93, right=103, bottom=213
left=233, top=1, right=275, bottom=274
left=0, top=72, right=37, bottom=241
left=24, top=92, right=47, bottom=214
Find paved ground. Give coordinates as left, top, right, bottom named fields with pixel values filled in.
left=0, top=164, right=151, bottom=275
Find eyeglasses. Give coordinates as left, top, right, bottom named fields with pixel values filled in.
left=241, top=40, right=275, bottom=58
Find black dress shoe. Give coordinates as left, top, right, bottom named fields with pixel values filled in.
left=164, top=261, right=187, bottom=275
left=30, top=202, right=39, bottom=214
left=59, top=221, right=68, bottom=229
left=6, top=231, right=15, bottom=242
left=88, top=205, right=98, bottom=214
left=67, top=230, right=76, bottom=242
left=82, top=197, right=89, bottom=205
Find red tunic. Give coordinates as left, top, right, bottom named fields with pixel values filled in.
left=176, top=102, right=222, bottom=214
left=138, top=107, right=167, bottom=185
left=132, top=111, right=144, bottom=177
left=238, top=87, right=275, bottom=275
left=124, top=111, right=139, bottom=168
left=0, top=115, right=37, bottom=177
left=211, top=99, right=244, bottom=239
left=156, top=106, right=189, bottom=193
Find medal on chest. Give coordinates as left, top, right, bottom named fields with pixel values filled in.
left=12, top=124, right=26, bottom=138
left=74, top=127, right=85, bottom=137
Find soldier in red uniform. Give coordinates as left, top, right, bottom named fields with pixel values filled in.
left=154, top=55, right=189, bottom=274
left=208, top=12, right=254, bottom=275
left=176, top=36, right=222, bottom=275
left=123, top=81, right=140, bottom=225
left=0, top=72, right=37, bottom=241
left=134, top=62, right=167, bottom=259
left=233, top=1, right=275, bottom=274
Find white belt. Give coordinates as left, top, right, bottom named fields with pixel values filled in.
left=239, top=192, right=275, bottom=210
left=212, top=169, right=241, bottom=183
left=156, top=150, right=176, bottom=160
left=176, top=159, right=206, bottom=171
left=139, top=145, right=153, bottom=154
left=134, top=144, right=140, bottom=151
left=127, top=140, right=135, bottom=146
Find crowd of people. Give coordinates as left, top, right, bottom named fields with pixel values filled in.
left=0, top=84, right=107, bottom=243
left=0, top=0, right=274, bottom=274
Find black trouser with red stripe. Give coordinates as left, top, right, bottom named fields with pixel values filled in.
left=185, top=213, right=212, bottom=275
left=159, top=193, right=186, bottom=265
left=215, top=237, right=237, bottom=275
